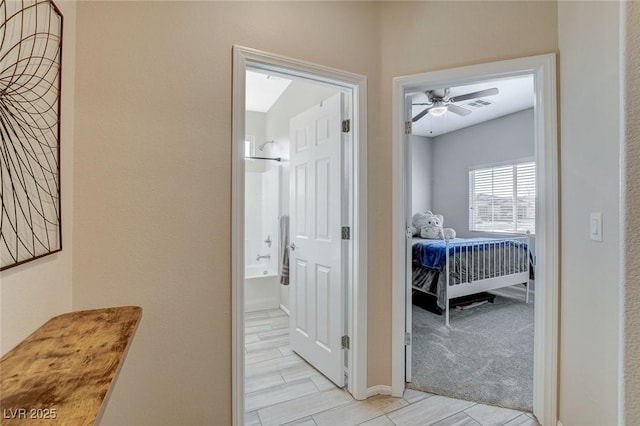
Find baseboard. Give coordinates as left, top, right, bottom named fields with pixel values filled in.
left=366, top=385, right=393, bottom=398
left=279, top=304, right=290, bottom=316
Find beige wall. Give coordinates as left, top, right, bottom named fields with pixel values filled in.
left=4, top=1, right=617, bottom=425
left=72, top=2, right=379, bottom=425
left=558, top=2, right=621, bottom=425
left=71, top=2, right=560, bottom=424
left=624, top=1, right=640, bottom=424
left=0, top=0, right=76, bottom=356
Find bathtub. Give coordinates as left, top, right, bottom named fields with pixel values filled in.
left=244, top=265, right=281, bottom=313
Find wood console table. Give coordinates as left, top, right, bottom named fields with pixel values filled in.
left=1, top=306, right=142, bottom=425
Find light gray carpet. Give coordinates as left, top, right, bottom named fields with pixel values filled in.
left=409, top=285, right=534, bottom=411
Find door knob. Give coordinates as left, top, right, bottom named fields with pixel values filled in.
left=289, top=243, right=296, bottom=251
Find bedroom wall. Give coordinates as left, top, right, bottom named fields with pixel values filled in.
left=411, top=135, right=433, bottom=214
left=623, top=1, right=640, bottom=424
left=0, top=0, right=76, bottom=356
left=558, top=2, right=621, bottom=424
left=429, top=109, right=534, bottom=238
left=72, top=3, right=379, bottom=425
left=262, top=80, right=339, bottom=312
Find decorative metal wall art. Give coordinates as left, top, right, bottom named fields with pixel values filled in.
left=0, top=0, right=63, bottom=271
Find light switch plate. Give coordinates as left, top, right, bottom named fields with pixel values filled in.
left=590, top=212, right=602, bottom=242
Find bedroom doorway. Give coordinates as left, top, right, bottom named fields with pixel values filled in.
left=391, top=54, right=559, bottom=425
left=231, top=46, right=368, bottom=425
left=406, top=74, right=537, bottom=411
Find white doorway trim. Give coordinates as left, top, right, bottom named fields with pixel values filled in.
left=231, top=46, right=368, bottom=426
left=390, top=54, right=559, bottom=425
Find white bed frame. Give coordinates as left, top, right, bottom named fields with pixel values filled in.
left=415, top=233, right=532, bottom=326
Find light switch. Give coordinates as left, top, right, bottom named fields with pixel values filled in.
left=590, top=212, right=602, bottom=242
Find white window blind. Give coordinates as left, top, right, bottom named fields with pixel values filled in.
left=469, top=161, right=536, bottom=233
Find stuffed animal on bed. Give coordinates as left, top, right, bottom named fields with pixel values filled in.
left=411, top=211, right=457, bottom=240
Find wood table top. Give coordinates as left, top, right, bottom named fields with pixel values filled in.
left=1, top=306, right=142, bottom=425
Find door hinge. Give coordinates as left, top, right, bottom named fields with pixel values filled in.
left=341, top=226, right=350, bottom=240
left=405, top=332, right=411, bottom=346
left=342, top=119, right=351, bottom=133
left=406, top=226, right=414, bottom=239
left=405, top=121, right=412, bottom=135
left=341, top=335, right=350, bottom=350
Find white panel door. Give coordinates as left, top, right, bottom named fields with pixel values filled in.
left=289, top=93, right=344, bottom=387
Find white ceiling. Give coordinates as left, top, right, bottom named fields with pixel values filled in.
left=246, top=70, right=293, bottom=112
left=409, top=75, right=534, bottom=137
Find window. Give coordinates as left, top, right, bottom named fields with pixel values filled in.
left=469, top=161, right=535, bottom=233
left=245, top=135, right=255, bottom=158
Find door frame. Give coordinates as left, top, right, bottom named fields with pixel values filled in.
left=391, top=54, right=559, bottom=425
left=231, top=46, right=368, bottom=425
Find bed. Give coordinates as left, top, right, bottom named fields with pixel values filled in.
left=412, top=234, right=532, bottom=326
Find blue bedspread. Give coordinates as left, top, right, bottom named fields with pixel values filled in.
left=412, top=237, right=527, bottom=271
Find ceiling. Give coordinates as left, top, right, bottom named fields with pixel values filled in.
left=246, top=70, right=293, bottom=112
left=409, top=75, right=534, bottom=138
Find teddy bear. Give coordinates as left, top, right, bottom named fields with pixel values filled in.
left=410, top=211, right=456, bottom=240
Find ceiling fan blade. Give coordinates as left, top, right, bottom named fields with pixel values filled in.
left=412, top=107, right=431, bottom=122
left=449, top=87, right=499, bottom=103
left=447, top=104, right=472, bottom=116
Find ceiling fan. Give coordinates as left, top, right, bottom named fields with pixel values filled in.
left=412, top=87, right=499, bottom=122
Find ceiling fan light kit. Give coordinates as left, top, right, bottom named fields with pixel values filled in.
left=411, top=87, right=499, bottom=122
left=429, top=105, right=448, bottom=116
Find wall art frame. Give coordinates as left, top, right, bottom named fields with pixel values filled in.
left=1, top=0, right=63, bottom=271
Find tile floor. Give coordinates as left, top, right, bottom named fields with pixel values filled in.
left=245, top=308, right=540, bottom=426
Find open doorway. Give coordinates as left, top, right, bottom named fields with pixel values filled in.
left=391, top=54, right=559, bottom=426
left=231, top=47, right=368, bottom=425
left=406, top=75, right=537, bottom=410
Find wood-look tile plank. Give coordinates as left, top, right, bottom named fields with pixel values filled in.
left=269, top=309, right=288, bottom=318
left=281, top=361, right=321, bottom=383
left=246, top=355, right=304, bottom=378
left=246, top=380, right=318, bottom=413
left=246, top=348, right=284, bottom=365
left=282, top=417, right=317, bottom=426
left=387, top=395, right=475, bottom=426
left=246, top=336, right=291, bottom=353
left=310, top=374, right=336, bottom=392
left=430, top=412, right=481, bottom=426
left=258, top=327, right=290, bottom=340
left=245, top=371, right=286, bottom=394
left=464, top=404, right=522, bottom=426
left=258, top=388, right=353, bottom=426
left=403, top=388, right=431, bottom=404
left=246, top=324, right=273, bottom=335
left=270, top=316, right=290, bottom=329
left=245, top=318, right=276, bottom=327
left=279, top=346, right=294, bottom=356
left=246, top=334, right=261, bottom=344
left=357, top=415, right=395, bottom=426
left=313, top=395, right=407, bottom=426
left=246, top=311, right=272, bottom=320
left=245, top=410, right=262, bottom=426
left=502, top=414, right=539, bottom=426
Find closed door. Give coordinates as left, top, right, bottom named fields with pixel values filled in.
left=289, top=92, right=344, bottom=386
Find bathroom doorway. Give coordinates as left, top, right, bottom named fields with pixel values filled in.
left=231, top=46, right=368, bottom=425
